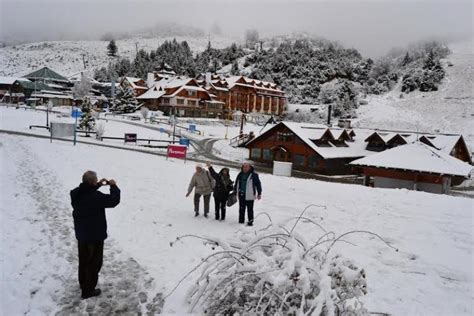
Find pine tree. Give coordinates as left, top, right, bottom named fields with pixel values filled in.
left=401, top=52, right=411, bottom=66
left=423, top=50, right=436, bottom=69
left=107, top=40, right=118, bottom=57
left=113, top=86, right=138, bottom=113
left=79, top=97, right=96, bottom=132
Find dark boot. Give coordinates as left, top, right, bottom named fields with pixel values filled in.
left=82, top=288, right=101, bottom=299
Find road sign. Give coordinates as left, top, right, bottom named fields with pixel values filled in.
left=71, top=108, right=82, bottom=118
left=167, top=145, right=187, bottom=160
left=179, top=138, right=190, bottom=147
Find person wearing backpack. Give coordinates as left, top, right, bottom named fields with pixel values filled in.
left=206, top=162, right=233, bottom=221
left=186, top=164, right=214, bottom=217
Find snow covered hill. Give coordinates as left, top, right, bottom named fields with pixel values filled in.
left=354, top=40, right=474, bottom=149
left=0, top=36, right=238, bottom=77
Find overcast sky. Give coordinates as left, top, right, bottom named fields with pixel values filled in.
left=0, top=0, right=472, bottom=56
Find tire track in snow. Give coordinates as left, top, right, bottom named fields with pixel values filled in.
left=8, top=136, right=164, bottom=314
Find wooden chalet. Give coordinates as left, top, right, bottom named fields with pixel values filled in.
left=365, top=131, right=471, bottom=163
left=137, top=77, right=225, bottom=117
left=245, top=122, right=367, bottom=175
left=199, top=74, right=287, bottom=118
left=350, top=142, right=472, bottom=194
left=246, top=122, right=472, bottom=176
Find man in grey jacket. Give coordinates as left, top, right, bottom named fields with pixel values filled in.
left=186, top=164, right=214, bottom=217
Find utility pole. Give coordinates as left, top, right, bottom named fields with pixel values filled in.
left=82, top=53, right=87, bottom=69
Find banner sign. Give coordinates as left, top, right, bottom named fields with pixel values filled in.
left=124, top=133, right=137, bottom=143
left=167, top=144, right=187, bottom=159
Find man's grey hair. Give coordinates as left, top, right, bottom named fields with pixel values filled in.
left=82, top=170, right=97, bottom=186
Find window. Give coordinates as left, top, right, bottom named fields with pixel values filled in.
left=176, top=98, right=184, bottom=105
left=251, top=148, right=262, bottom=159
left=187, top=100, right=197, bottom=106
left=293, top=154, right=305, bottom=166
left=187, top=89, right=197, bottom=97
left=277, top=132, right=294, bottom=142
left=263, top=149, right=273, bottom=161
left=308, top=155, right=319, bottom=169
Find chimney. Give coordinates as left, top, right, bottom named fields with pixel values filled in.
left=205, top=72, right=212, bottom=87
left=147, top=72, right=155, bottom=88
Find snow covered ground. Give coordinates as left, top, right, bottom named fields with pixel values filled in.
left=0, top=36, right=238, bottom=77
left=0, top=130, right=472, bottom=315
left=0, top=106, right=188, bottom=154
left=355, top=40, right=474, bottom=149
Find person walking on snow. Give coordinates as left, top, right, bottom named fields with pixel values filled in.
left=70, top=171, right=121, bottom=299
left=206, top=162, right=233, bottom=221
left=186, top=164, right=214, bottom=217
left=234, top=162, right=262, bottom=226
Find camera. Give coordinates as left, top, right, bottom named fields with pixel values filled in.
left=101, top=179, right=109, bottom=186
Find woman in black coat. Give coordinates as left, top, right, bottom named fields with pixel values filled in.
left=206, top=162, right=233, bottom=221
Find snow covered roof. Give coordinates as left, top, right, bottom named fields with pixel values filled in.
left=250, top=122, right=371, bottom=159
left=0, top=77, right=30, bottom=85
left=123, top=77, right=147, bottom=89
left=350, top=142, right=472, bottom=177
left=136, top=88, right=166, bottom=100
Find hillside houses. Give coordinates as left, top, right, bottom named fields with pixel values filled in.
left=1, top=67, right=110, bottom=107
left=246, top=122, right=471, bottom=175
left=198, top=74, right=287, bottom=117
left=137, top=77, right=224, bottom=117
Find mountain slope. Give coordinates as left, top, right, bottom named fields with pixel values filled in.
left=354, top=40, right=473, bottom=149
left=0, top=36, right=237, bottom=77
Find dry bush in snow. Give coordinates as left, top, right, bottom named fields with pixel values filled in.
left=168, top=205, right=398, bottom=315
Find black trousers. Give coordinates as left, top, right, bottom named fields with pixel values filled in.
left=78, top=240, right=104, bottom=295
left=238, top=193, right=254, bottom=224
left=214, top=196, right=226, bottom=220
left=194, top=193, right=211, bottom=215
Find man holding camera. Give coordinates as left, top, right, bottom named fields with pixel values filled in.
left=70, top=170, right=121, bottom=299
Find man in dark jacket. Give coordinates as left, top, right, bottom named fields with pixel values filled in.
left=234, top=163, right=262, bottom=226
left=206, top=162, right=233, bottom=221
left=70, top=170, right=121, bottom=299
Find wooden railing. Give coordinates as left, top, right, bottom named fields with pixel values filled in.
left=229, top=134, right=252, bottom=147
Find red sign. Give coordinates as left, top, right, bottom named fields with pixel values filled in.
left=167, top=144, right=187, bottom=159
left=124, top=133, right=137, bottom=143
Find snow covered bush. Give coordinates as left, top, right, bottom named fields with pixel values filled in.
left=140, top=107, right=150, bottom=122
left=169, top=206, right=397, bottom=315
left=95, top=122, right=105, bottom=140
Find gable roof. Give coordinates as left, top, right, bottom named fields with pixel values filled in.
left=248, top=122, right=369, bottom=159
left=350, top=142, right=472, bottom=177
left=23, top=67, right=69, bottom=83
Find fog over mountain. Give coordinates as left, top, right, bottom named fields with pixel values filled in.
left=0, top=0, right=472, bottom=56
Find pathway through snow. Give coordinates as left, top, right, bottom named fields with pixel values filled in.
left=0, top=137, right=164, bottom=314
